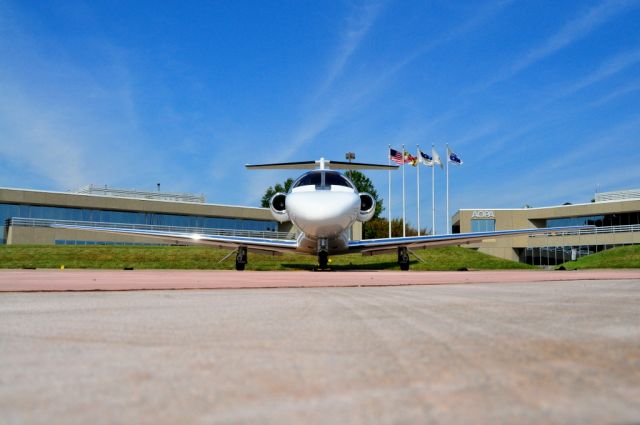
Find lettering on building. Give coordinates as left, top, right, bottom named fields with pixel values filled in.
left=471, top=210, right=495, bottom=219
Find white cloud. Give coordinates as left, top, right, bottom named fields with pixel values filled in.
left=312, top=1, right=385, bottom=102
left=588, top=78, right=640, bottom=107
left=480, top=0, right=638, bottom=89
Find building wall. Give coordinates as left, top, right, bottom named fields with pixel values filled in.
left=453, top=199, right=640, bottom=262
left=1, top=187, right=360, bottom=245
left=1, top=187, right=273, bottom=221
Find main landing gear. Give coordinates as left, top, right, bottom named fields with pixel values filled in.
left=235, top=246, right=247, bottom=271
left=398, top=246, right=410, bottom=271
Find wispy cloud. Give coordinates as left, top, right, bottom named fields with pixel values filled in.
left=566, top=47, right=640, bottom=93
left=588, top=78, right=640, bottom=106
left=283, top=1, right=512, bottom=163
left=312, top=1, right=385, bottom=102
left=479, top=0, right=637, bottom=90
left=382, top=0, right=514, bottom=80
left=0, top=10, right=164, bottom=190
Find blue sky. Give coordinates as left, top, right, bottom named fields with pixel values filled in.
left=1, top=0, right=640, bottom=232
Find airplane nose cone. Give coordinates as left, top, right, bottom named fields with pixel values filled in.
left=286, top=191, right=359, bottom=238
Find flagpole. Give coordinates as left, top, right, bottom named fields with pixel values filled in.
left=446, top=143, right=450, bottom=234
left=432, top=144, right=435, bottom=235
left=388, top=145, right=391, bottom=238
left=402, top=144, right=406, bottom=238
left=416, top=144, right=420, bottom=236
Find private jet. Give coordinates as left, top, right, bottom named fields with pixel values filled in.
left=51, top=158, right=590, bottom=270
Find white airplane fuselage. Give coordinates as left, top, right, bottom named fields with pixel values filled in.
left=268, top=169, right=375, bottom=255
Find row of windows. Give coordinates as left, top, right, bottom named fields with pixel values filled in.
left=1, top=202, right=277, bottom=242
left=547, top=212, right=640, bottom=227
left=519, top=244, right=635, bottom=266
left=470, top=219, right=496, bottom=232
left=55, top=240, right=170, bottom=246
left=470, top=212, right=640, bottom=233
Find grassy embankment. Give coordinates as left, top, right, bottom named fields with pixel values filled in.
left=0, top=245, right=533, bottom=271
left=558, top=245, right=640, bottom=270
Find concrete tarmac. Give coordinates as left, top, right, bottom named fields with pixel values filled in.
left=1, top=280, right=639, bottom=424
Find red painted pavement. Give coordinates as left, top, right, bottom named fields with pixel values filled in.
left=0, top=269, right=638, bottom=292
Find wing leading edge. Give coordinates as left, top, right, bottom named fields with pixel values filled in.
left=349, top=225, right=594, bottom=255
left=49, top=224, right=299, bottom=254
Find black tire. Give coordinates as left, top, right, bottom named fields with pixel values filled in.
left=235, top=262, right=246, bottom=271
left=318, top=252, right=328, bottom=270
left=399, top=262, right=410, bottom=271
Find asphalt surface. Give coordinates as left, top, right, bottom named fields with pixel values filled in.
left=1, top=279, right=639, bottom=424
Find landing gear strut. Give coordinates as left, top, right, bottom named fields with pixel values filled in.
left=235, top=246, right=247, bottom=271
left=317, top=238, right=329, bottom=270
left=398, top=247, right=410, bottom=271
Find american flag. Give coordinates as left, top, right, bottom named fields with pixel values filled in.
left=389, top=148, right=405, bottom=165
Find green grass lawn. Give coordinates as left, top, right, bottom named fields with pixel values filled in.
left=558, top=245, right=640, bottom=270
left=0, top=245, right=533, bottom=271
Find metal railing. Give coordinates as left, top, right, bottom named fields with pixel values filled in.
left=529, top=224, right=640, bottom=238
left=6, top=217, right=295, bottom=240
left=74, top=185, right=206, bottom=203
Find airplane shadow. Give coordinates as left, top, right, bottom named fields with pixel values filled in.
left=280, top=261, right=416, bottom=271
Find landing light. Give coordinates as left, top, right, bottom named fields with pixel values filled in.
left=191, top=234, right=203, bottom=240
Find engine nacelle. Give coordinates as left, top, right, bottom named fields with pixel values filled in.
left=269, top=192, right=289, bottom=222
left=357, top=193, right=376, bottom=222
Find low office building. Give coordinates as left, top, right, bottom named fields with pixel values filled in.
left=1, top=186, right=295, bottom=246
left=452, top=189, right=640, bottom=265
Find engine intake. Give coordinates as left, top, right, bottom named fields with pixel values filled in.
left=357, top=193, right=376, bottom=222
left=269, top=193, right=289, bottom=222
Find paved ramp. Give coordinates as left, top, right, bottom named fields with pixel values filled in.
left=1, top=269, right=639, bottom=291
left=1, top=281, right=639, bottom=424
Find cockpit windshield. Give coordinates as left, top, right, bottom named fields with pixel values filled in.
left=293, top=171, right=322, bottom=188
left=292, top=171, right=354, bottom=190
left=324, top=171, right=354, bottom=188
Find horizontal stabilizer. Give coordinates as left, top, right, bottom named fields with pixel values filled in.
left=245, top=161, right=318, bottom=170
left=246, top=159, right=398, bottom=170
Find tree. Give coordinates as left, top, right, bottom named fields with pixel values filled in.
left=345, top=170, right=383, bottom=219
left=261, top=178, right=294, bottom=208
left=363, top=217, right=427, bottom=239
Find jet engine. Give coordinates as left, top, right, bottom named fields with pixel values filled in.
left=357, top=193, right=376, bottom=222
left=269, top=192, right=289, bottom=222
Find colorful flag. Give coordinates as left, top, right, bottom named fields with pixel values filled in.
left=447, top=146, right=463, bottom=165
left=404, top=151, right=417, bottom=166
left=432, top=147, right=443, bottom=169
left=389, top=148, right=404, bottom=165
left=418, top=150, right=433, bottom=166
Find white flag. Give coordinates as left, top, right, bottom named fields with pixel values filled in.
left=432, top=148, right=444, bottom=169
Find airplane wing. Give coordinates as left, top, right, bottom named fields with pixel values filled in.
left=49, top=223, right=299, bottom=255
left=348, top=225, right=593, bottom=255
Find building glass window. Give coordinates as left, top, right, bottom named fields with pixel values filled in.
left=546, top=213, right=640, bottom=228
left=471, top=219, right=496, bottom=232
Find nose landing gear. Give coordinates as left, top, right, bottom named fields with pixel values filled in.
left=316, top=238, right=330, bottom=271
left=398, top=246, right=410, bottom=271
